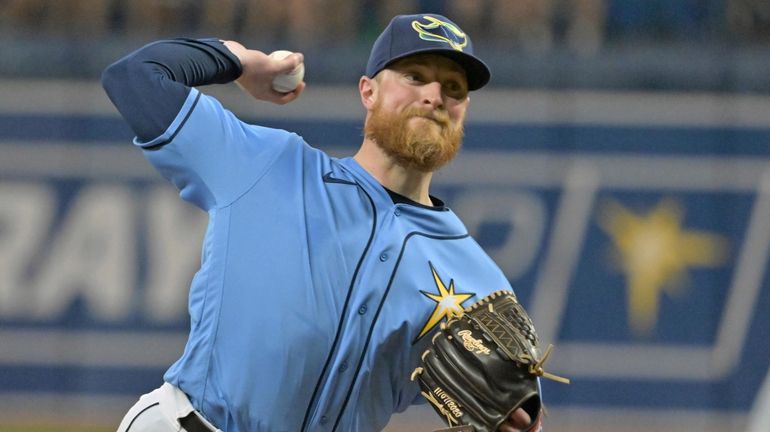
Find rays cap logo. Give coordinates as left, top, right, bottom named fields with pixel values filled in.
left=366, top=14, right=491, bottom=91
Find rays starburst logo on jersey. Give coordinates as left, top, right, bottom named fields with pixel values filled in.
left=411, top=16, right=468, bottom=51
left=414, top=262, right=474, bottom=343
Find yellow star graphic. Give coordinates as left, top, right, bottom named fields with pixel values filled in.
left=415, top=262, right=475, bottom=341
left=598, top=198, right=728, bottom=336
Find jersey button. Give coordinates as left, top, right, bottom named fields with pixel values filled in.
left=339, top=361, right=348, bottom=372
left=320, top=416, right=328, bottom=425
left=358, top=304, right=367, bottom=315
left=394, top=208, right=401, bottom=216
left=379, top=252, right=388, bottom=262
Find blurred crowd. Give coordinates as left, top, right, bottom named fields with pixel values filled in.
left=1, top=0, right=769, bottom=91
left=2, top=0, right=769, bottom=54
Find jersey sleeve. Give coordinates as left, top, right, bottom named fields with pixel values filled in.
left=138, top=88, right=299, bottom=210
left=102, top=38, right=242, bottom=142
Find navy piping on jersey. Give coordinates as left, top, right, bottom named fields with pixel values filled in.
left=332, top=231, right=471, bottom=431
left=321, top=172, right=357, bottom=186
left=124, top=402, right=160, bottom=431
left=300, top=172, right=378, bottom=432
left=384, top=187, right=446, bottom=210
left=143, top=91, right=202, bottom=151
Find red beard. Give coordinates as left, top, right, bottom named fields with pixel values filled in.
left=364, top=100, right=464, bottom=172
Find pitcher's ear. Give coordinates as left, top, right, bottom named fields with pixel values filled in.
left=359, top=75, right=378, bottom=110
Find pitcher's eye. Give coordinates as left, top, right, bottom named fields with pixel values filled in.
left=444, top=80, right=467, bottom=98
left=404, top=72, right=424, bottom=83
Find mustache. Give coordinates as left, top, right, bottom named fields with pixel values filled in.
left=403, top=108, right=450, bottom=127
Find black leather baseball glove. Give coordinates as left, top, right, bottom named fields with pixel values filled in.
left=411, top=290, right=569, bottom=432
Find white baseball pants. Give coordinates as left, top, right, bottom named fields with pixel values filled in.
left=116, top=382, right=221, bottom=432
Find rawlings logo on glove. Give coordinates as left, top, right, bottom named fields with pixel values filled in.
left=411, top=290, right=569, bottom=432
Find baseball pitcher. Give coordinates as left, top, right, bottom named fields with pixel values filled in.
left=103, top=13, right=561, bottom=432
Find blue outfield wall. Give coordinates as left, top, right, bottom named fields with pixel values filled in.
left=1, top=105, right=770, bottom=418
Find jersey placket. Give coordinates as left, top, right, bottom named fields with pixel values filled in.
left=309, top=206, right=402, bottom=431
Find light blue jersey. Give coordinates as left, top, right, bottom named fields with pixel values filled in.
left=137, top=88, right=515, bottom=431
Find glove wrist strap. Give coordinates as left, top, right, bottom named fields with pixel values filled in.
left=433, top=426, right=475, bottom=432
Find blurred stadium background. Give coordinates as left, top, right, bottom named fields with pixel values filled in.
left=1, top=0, right=770, bottom=431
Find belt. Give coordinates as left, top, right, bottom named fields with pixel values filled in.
left=179, top=412, right=216, bottom=432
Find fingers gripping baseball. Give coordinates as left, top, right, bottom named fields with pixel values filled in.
left=268, top=50, right=305, bottom=93
left=223, top=40, right=305, bottom=104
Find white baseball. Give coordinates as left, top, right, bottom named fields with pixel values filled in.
left=268, top=50, right=304, bottom=93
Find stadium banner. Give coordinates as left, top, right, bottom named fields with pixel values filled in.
left=1, top=82, right=769, bottom=429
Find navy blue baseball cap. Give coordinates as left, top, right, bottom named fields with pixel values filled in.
left=366, top=14, right=491, bottom=91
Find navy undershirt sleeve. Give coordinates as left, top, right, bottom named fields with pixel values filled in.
left=102, top=38, right=242, bottom=142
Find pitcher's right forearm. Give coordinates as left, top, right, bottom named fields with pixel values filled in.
left=101, top=38, right=242, bottom=143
